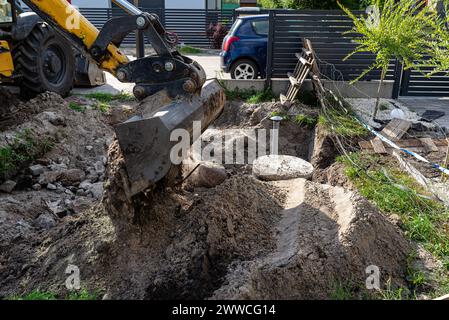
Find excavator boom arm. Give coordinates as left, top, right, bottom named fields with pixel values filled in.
left=21, top=0, right=206, bottom=100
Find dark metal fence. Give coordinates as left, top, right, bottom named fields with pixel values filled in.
left=265, top=10, right=449, bottom=97
left=77, top=7, right=234, bottom=47
left=266, top=10, right=396, bottom=82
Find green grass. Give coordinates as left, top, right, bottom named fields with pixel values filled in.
left=68, top=102, right=86, bottom=113
left=294, top=114, right=318, bottom=128
left=9, top=289, right=100, bottom=300
left=83, top=92, right=135, bottom=103
left=338, top=152, right=449, bottom=275
left=330, top=281, right=354, bottom=300
left=318, top=109, right=368, bottom=138
left=73, top=92, right=136, bottom=113
left=177, top=45, right=203, bottom=54
left=223, top=87, right=275, bottom=104
left=0, top=129, right=54, bottom=176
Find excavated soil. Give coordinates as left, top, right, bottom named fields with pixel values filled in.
left=0, top=92, right=423, bottom=299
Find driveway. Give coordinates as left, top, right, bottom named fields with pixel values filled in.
left=72, top=54, right=228, bottom=96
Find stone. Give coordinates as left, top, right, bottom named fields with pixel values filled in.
left=35, top=213, right=56, bottom=230
left=86, top=145, right=94, bottom=151
left=90, top=182, right=104, bottom=200
left=48, top=163, right=68, bottom=171
left=76, top=189, right=87, bottom=197
left=94, top=161, right=105, bottom=174
left=38, top=171, right=60, bottom=185
left=79, top=180, right=92, bottom=191
left=59, top=169, right=86, bottom=186
left=187, top=162, right=227, bottom=188
left=47, top=183, right=57, bottom=190
left=29, top=164, right=45, bottom=176
left=0, top=180, right=16, bottom=193
left=32, top=184, right=42, bottom=191
left=253, top=155, right=314, bottom=181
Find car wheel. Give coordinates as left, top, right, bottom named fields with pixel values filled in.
left=231, top=59, right=259, bottom=80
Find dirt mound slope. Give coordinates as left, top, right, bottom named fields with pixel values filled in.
left=213, top=179, right=412, bottom=300
left=0, top=94, right=416, bottom=300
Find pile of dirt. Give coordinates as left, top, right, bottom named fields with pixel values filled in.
left=0, top=93, right=419, bottom=300
left=212, top=179, right=413, bottom=299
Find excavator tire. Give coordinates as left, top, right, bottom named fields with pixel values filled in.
left=13, top=23, right=75, bottom=98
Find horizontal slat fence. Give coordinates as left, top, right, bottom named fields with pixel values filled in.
left=83, top=8, right=235, bottom=47
left=268, top=10, right=396, bottom=81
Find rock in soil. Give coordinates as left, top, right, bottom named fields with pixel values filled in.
left=0, top=180, right=17, bottom=193
left=185, top=161, right=228, bottom=188
left=253, top=155, right=314, bottom=181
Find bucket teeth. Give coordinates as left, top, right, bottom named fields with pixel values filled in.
left=114, top=80, right=225, bottom=196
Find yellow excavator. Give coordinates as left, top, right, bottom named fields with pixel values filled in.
left=0, top=0, right=225, bottom=196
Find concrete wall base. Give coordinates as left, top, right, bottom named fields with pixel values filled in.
left=219, top=79, right=394, bottom=99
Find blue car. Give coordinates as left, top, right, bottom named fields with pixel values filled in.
left=220, top=15, right=269, bottom=80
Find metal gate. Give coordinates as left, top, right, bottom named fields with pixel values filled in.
left=399, top=67, right=449, bottom=97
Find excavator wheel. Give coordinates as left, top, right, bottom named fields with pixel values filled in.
left=13, top=23, right=75, bottom=98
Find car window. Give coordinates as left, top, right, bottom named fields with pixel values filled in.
left=251, top=20, right=269, bottom=36
left=229, top=19, right=242, bottom=35
left=236, top=20, right=255, bottom=36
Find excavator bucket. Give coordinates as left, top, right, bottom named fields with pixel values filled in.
left=114, top=80, right=225, bottom=197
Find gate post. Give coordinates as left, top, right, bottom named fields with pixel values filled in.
left=391, top=59, right=403, bottom=99
left=265, top=10, right=275, bottom=90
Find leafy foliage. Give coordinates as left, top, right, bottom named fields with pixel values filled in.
left=425, top=1, right=449, bottom=75
left=339, top=0, right=436, bottom=83
left=0, top=129, right=53, bottom=176
left=258, top=0, right=361, bottom=9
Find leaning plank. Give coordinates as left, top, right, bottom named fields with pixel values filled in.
left=370, top=137, right=387, bottom=154
left=359, top=138, right=448, bottom=150
left=381, top=118, right=412, bottom=142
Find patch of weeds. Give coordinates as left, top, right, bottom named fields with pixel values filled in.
left=294, top=114, right=318, bottom=128
left=318, top=109, right=368, bottom=138
left=377, top=278, right=413, bottom=300
left=379, top=102, right=391, bottom=111
left=68, top=102, right=86, bottom=113
left=0, top=129, right=54, bottom=176
left=8, top=289, right=100, bottom=300
left=66, top=288, right=101, bottom=300
left=330, top=280, right=354, bottom=300
left=177, top=45, right=203, bottom=54
left=246, top=89, right=275, bottom=104
left=223, top=87, right=275, bottom=104
left=9, top=290, right=57, bottom=300
left=406, top=252, right=428, bottom=291
left=339, top=152, right=449, bottom=272
left=84, top=92, right=135, bottom=103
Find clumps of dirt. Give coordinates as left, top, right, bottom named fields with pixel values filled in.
left=0, top=90, right=117, bottom=297
left=212, top=179, right=412, bottom=300
left=0, top=92, right=420, bottom=300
